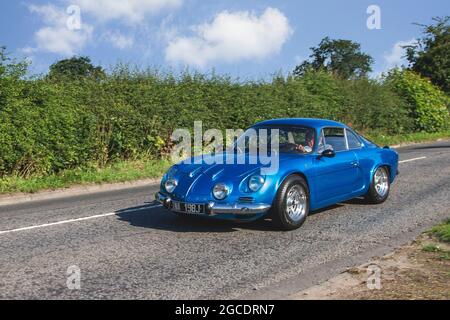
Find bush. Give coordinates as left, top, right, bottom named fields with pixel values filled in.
left=0, top=53, right=446, bottom=178
left=385, top=70, right=449, bottom=132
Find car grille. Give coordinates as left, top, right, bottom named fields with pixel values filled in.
left=238, top=197, right=254, bottom=203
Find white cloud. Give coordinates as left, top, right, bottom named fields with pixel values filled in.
left=383, top=39, right=416, bottom=69
left=156, top=14, right=179, bottom=43
left=28, top=4, right=92, bottom=56
left=104, top=31, right=135, bottom=50
left=19, top=46, right=38, bottom=55
left=165, top=7, right=292, bottom=68
left=73, top=0, right=183, bottom=24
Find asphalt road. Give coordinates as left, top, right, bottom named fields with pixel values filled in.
left=0, top=140, right=449, bottom=299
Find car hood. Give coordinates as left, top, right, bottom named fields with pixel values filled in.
left=169, top=153, right=300, bottom=199
left=177, top=152, right=301, bottom=177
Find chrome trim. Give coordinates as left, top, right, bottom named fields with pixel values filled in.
left=285, top=184, right=307, bottom=222
left=374, top=167, right=389, bottom=197
left=343, top=127, right=349, bottom=150
left=155, top=192, right=172, bottom=208
left=155, top=192, right=270, bottom=215
left=212, top=183, right=229, bottom=200
left=208, top=202, right=271, bottom=215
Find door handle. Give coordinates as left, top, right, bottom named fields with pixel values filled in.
left=350, top=161, right=358, bottom=167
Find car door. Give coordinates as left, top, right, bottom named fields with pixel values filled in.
left=345, top=128, right=365, bottom=192
left=313, top=127, right=360, bottom=202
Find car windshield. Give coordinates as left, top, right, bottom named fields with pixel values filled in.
left=231, top=125, right=315, bottom=154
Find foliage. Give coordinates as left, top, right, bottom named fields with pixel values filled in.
left=430, top=219, right=450, bottom=243
left=48, top=56, right=105, bottom=80
left=405, top=16, right=450, bottom=93
left=385, top=69, right=449, bottom=132
left=0, top=46, right=28, bottom=79
left=0, top=50, right=447, bottom=179
left=0, top=159, right=171, bottom=193
left=293, top=37, right=373, bottom=79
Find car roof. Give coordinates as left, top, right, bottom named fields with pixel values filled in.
left=253, top=118, right=347, bottom=129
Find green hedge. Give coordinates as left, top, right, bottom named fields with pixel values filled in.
left=0, top=62, right=448, bottom=178
left=385, top=70, right=450, bottom=132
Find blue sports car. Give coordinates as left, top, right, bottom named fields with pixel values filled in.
left=155, top=118, right=399, bottom=230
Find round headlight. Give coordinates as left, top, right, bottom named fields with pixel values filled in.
left=213, top=183, right=229, bottom=200
left=248, top=175, right=265, bottom=192
left=164, top=179, right=178, bottom=193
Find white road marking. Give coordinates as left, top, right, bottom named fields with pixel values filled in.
left=399, top=156, right=427, bottom=164
left=0, top=204, right=162, bottom=235
left=0, top=155, right=430, bottom=235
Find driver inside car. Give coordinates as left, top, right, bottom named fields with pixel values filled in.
left=294, top=130, right=315, bottom=153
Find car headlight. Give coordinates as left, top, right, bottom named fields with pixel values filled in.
left=164, top=179, right=178, bottom=193
left=248, top=175, right=265, bottom=192
left=213, top=183, right=229, bottom=200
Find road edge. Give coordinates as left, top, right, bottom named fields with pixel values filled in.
left=390, top=137, right=446, bottom=149
left=0, top=178, right=160, bottom=207
left=243, top=218, right=450, bottom=300
left=0, top=138, right=448, bottom=207
left=239, top=224, right=431, bottom=299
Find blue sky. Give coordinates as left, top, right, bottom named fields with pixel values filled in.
left=1, top=0, right=448, bottom=79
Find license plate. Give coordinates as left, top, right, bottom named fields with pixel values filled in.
left=172, top=202, right=205, bottom=214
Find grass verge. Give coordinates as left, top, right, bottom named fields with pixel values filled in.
left=0, top=159, right=171, bottom=194
left=367, top=130, right=450, bottom=147
left=0, top=131, right=448, bottom=194
left=429, top=219, right=450, bottom=243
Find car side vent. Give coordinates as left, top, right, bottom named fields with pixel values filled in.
left=238, top=197, right=254, bottom=203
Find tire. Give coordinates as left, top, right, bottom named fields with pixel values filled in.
left=271, top=175, right=310, bottom=231
left=364, top=166, right=390, bottom=204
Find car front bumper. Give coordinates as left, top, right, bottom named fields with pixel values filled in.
left=155, top=192, right=271, bottom=216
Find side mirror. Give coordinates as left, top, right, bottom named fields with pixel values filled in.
left=321, top=149, right=336, bottom=158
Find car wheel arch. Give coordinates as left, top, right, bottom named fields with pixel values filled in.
left=276, top=172, right=310, bottom=196
left=270, top=173, right=311, bottom=230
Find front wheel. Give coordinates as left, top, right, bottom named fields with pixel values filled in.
left=271, top=175, right=310, bottom=231
left=365, top=166, right=390, bottom=204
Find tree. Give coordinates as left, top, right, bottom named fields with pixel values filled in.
left=0, top=46, right=28, bottom=79
left=404, top=16, right=450, bottom=93
left=0, top=46, right=29, bottom=113
left=48, top=56, right=105, bottom=80
left=293, top=37, right=373, bottom=79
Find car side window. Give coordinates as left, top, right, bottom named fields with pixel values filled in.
left=323, top=128, right=347, bottom=152
left=346, top=129, right=362, bottom=149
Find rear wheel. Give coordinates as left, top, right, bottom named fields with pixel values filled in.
left=365, top=166, right=390, bottom=204
left=271, top=175, right=310, bottom=231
